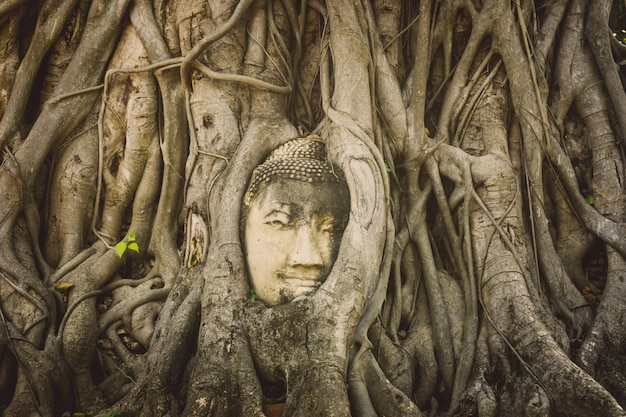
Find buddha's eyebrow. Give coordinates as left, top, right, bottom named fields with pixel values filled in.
left=265, top=208, right=290, bottom=218
left=263, top=202, right=296, bottom=216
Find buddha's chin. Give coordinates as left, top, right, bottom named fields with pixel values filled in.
left=273, top=282, right=321, bottom=304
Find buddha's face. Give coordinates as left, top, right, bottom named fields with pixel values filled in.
left=244, top=179, right=349, bottom=306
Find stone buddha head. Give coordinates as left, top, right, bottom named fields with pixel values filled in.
left=243, top=137, right=350, bottom=306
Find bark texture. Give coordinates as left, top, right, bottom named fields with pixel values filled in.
left=0, top=0, right=625, bottom=416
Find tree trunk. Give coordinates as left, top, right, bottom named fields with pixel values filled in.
left=0, top=1, right=625, bottom=416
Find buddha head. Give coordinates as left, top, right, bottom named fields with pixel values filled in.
left=243, top=137, right=350, bottom=306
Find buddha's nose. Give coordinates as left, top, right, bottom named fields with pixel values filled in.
left=288, top=223, right=325, bottom=268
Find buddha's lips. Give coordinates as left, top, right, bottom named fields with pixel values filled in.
left=280, top=274, right=323, bottom=287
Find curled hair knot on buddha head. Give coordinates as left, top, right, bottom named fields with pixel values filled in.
left=244, top=136, right=346, bottom=206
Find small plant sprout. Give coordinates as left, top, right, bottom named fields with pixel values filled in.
left=115, top=233, right=140, bottom=258
left=581, top=188, right=595, bottom=206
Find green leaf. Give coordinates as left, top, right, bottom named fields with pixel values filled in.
left=127, top=233, right=136, bottom=242
left=127, top=242, right=139, bottom=253
left=585, top=195, right=595, bottom=205
left=250, top=288, right=257, bottom=300
left=115, top=241, right=127, bottom=258
left=384, top=161, right=391, bottom=173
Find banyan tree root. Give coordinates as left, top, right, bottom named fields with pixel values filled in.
left=1, top=0, right=626, bottom=416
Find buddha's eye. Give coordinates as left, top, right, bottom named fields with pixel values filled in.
left=269, top=219, right=288, bottom=228
left=265, top=211, right=292, bottom=229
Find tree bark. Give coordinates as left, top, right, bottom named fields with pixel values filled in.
left=0, top=1, right=625, bottom=416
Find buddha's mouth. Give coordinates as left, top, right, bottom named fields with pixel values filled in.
left=282, top=277, right=322, bottom=288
